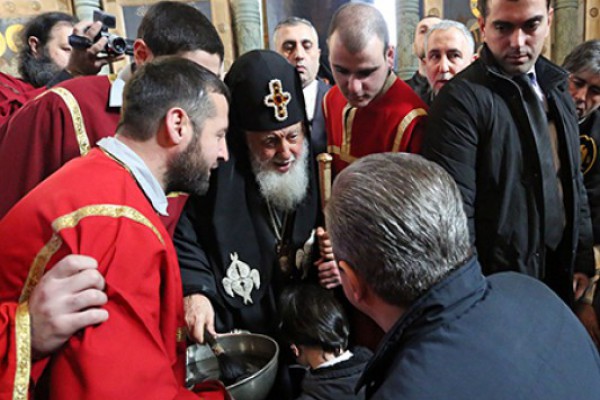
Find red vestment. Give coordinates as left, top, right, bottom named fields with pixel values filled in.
left=0, top=149, right=225, bottom=400
left=323, top=73, right=428, bottom=351
left=0, top=73, right=44, bottom=126
left=323, top=73, right=428, bottom=175
left=0, top=74, right=185, bottom=233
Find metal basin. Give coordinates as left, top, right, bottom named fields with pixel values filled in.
left=186, top=333, right=279, bottom=400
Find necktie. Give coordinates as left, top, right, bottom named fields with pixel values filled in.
left=514, top=73, right=565, bottom=250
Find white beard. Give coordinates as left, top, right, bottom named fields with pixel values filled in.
left=251, top=141, right=309, bottom=212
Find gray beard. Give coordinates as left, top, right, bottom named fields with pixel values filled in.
left=251, top=141, right=309, bottom=212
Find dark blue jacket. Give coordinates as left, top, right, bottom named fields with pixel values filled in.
left=358, top=258, right=600, bottom=399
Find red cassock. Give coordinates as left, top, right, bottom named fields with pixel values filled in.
left=323, top=73, right=428, bottom=351
left=323, top=73, right=428, bottom=175
left=0, top=74, right=187, bottom=232
left=0, top=72, right=44, bottom=126
left=0, top=149, right=225, bottom=400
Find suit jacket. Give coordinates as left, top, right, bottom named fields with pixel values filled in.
left=310, top=79, right=330, bottom=155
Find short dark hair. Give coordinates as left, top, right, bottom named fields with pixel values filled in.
left=477, top=0, right=552, bottom=19
left=118, top=57, right=229, bottom=141
left=279, top=284, right=349, bottom=355
left=137, top=1, right=224, bottom=62
left=17, top=12, right=76, bottom=83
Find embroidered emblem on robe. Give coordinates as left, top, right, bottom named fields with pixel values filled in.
left=222, top=252, right=261, bottom=304
left=295, top=229, right=316, bottom=278
left=580, top=134, right=597, bottom=175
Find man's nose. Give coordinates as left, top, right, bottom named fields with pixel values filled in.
left=219, top=138, right=229, bottom=162
left=509, top=29, right=526, bottom=48
left=348, top=75, right=362, bottom=94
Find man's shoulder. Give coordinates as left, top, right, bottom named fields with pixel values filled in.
left=53, top=74, right=113, bottom=97
left=370, top=76, right=427, bottom=117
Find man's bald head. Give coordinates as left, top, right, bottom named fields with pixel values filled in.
left=327, top=3, right=389, bottom=54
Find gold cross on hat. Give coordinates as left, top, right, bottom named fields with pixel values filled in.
left=264, top=79, right=291, bottom=121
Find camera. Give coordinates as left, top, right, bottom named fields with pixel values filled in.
left=68, top=10, right=134, bottom=56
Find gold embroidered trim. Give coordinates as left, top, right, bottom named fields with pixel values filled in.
left=13, top=205, right=165, bottom=397
left=47, top=87, right=91, bottom=156
left=379, top=72, right=397, bottom=98
left=341, top=105, right=357, bottom=158
left=166, top=192, right=187, bottom=198
left=327, top=145, right=357, bottom=164
left=392, top=108, right=428, bottom=152
left=322, top=90, right=330, bottom=120
left=176, top=327, right=188, bottom=343
left=12, top=302, right=30, bottom=400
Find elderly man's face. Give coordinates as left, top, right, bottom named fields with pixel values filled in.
left=275, top=23, right=321, bottom=88
left=246, top=121, right=309, bottom=211
left=245, top=121, right=305, bottom=173
left=425, top=27, right=474, bottom=95
left=568, top=70, right=600, bottom=120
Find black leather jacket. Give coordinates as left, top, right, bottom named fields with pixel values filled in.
left=423, top=45, right=594, bottom=303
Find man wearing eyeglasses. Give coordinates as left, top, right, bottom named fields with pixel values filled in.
left=563, top=39, right=600, bottom=347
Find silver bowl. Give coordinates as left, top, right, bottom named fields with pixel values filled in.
left=186, top=333, right=279, bottom=400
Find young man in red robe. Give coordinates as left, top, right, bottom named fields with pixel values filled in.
left=323, top=3, right=428, bottom=175
left=0, top=1, right=224, bottom=233
left=0, top=57, right=230, bottom=399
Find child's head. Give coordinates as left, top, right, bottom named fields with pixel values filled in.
left=279, top=284, right=349, bottom=364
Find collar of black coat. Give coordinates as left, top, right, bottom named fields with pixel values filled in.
left=355, top=256, right=486, bottom=395
left=478, top=43, right=569, bottom=92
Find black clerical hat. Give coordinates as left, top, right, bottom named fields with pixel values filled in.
left=224, top=50, right=306, bottom=132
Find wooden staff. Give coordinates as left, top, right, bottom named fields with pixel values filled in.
left=316, top=153, right=333, bottom=212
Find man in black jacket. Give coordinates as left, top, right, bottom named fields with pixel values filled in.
left=563, top=39, right=600, bottom=345
left=422, top=0, right=595, bottom=316
left=326, top=152, right=600, bottom=400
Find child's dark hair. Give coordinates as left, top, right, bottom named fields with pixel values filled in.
left=279, top=284, right=349, bottom=356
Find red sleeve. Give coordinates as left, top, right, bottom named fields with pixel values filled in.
left=0, top=91, right=77, bottom=219
left=0, top=302, right=18, bottom=398
left=43, top=216, right=220, bottom=399
left=406, top=115, right=427, bottom=154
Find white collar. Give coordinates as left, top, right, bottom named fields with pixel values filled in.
left=108, top=63, right=135, bottom=108
left=314, top=350, right=353, bottom=370
left=97, top=136, right=169, bottom=216
left=303, top=79, right=319, bottom=121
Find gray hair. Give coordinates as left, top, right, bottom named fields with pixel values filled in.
left=273, top=16, right=319, bottom=48
left=424, top=20, right=475, bottom=56
left=563, top=40, right=600, bottom=76
left=326, top=153, right=472, bottom=307
left=327, top=3, right=389, bottom=54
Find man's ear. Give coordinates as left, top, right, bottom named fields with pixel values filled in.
left=385, top=45, right=395, bottom=70
left=28, top=36, right=41, bottom=58
left=478, top=16, right=486, bottom=39
left=164, top=107, right=187, bottom=146
left=339, top=260, right=365, bottom=303
left=133, top=39, right=152, bottom=66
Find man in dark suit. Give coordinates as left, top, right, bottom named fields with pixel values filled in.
left=273, top=17, right=330, bottom=155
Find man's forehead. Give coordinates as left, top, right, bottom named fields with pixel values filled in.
left=247, top=121, right=303, bottom=136
left=429, top=28, right=469, bottom=48
left=278, top=24, right=318, bottom=43
left=417, top=17, right=441, bottom=32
